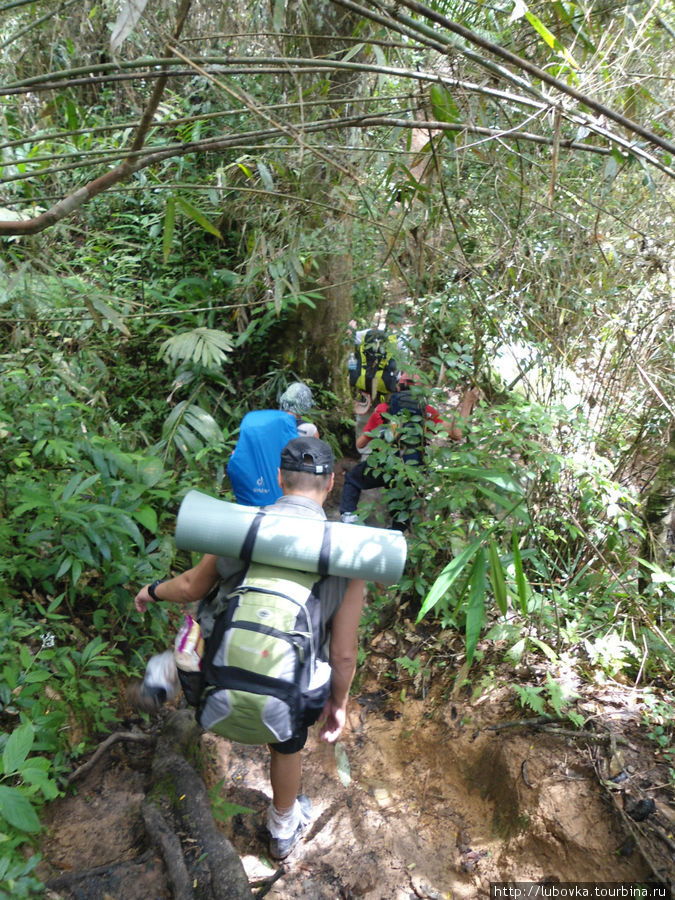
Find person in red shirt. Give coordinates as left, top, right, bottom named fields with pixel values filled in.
left=339, top=375, right=479, bottom=528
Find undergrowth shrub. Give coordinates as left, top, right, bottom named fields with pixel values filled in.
left=371, top=389, right=673, bottom=684
left=0, top=366, right=194, bottom=886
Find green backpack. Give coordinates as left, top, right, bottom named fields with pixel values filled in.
left=195, top=563, right=330, bottom=745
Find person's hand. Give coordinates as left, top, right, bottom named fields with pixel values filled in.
left=463, top=386, right=481, bottom=410
left=318, top=698, right=347, bottom=743
left=134, top=586, right=152, bottom=614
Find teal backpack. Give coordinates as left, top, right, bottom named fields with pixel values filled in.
left=193, top=563, right=330, bottom=745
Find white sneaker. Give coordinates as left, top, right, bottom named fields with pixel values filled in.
left=341, top=512, right=359, bottom=524
left=268, top=795, right=312, bottom=860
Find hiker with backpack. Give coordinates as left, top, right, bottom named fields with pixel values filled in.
left=133, top=437, right=366, bottom=861
left=347, top=325, right=400, bottom=403
left=347, top=323, right=408, bottom=459
left=340, top=374, right=480, bottom=528
left=226, top=381, right=320, bottom=506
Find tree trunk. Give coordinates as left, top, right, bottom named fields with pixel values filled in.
left=639, top=423, right=675, bottom=590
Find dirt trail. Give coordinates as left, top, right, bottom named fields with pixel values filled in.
left=39, top=670, right=673, bottom=899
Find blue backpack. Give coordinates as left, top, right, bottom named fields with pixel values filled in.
left=227, top=410, right=299, bottom=506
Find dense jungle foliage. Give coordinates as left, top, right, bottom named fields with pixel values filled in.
left=0, top=0, right=673, bottom=894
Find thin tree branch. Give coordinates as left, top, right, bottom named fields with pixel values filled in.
left=126, top=0, right=193, bottom=156
left=1, top=108, right=665, bottom=235
left=2, top=54, right=668, bottom=175
left=0, top=0, right=79, bottom=53
left=0, top=114, right=620, bottom=234
left=166, top=42, right=358, bottom=183
left=376, top=0, right=675, bottom=155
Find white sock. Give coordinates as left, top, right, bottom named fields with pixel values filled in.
left=267, top=799, right=307, bottom=839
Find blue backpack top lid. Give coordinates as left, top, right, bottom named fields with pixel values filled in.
left=227, top=410, right=299, bottom=506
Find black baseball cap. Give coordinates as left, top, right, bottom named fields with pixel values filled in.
left=280, top=437, right=334, bottom=475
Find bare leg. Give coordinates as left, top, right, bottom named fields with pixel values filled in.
left=269, top=748, right=302, bottom=812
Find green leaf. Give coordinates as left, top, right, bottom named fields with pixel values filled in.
left=183, top=406, right=222, bottom=443
left=163, top=197, right=176, bottom=263
left=512, top=532, right=529, bottom=615
left=175, top=198, right=223, bottom=240
left=341, top=41, right=365, bottom=62
left=513, top=684, right=546, bottom=716
left=488, top=539, right=508, bottom=616
left=485, top=622, right=522, bottom=642
left=71, top=558, right=83, bottom=586
left=88, top=296, right=131, bottom=337
left=465, top=548, right=486, bottom=666
left=3, top=724, right=34, bottom=775
left=524, top=10, right=579, bottom=69
left=546, top=676, right=568, bottom=716
left=430, top=84, right=459, bottom=124
left=529, top=636, right=558, bottom=662
left=132, top=505, right=158, bottom=533
left=213, top=800, right=255, bottom=822
left=439, top=466, right=524, bottom=494
left=417, top=534, right=484, bottom=622
left=20, top=758, right=58, bottom=798
left=506, top=637, right=527, bottom=664
left=335, top=742, right=351, bottom=787
left=160, top=328, right=233, bottom=370
left=23, top=669, right=52, bottom=684
left=0, top=785, right=41, bottom=833
left=12, top=499, right=48, bottom=517
left=61, top=473, right=100, bottom=501
left=55, top=557, right=72, bottom=579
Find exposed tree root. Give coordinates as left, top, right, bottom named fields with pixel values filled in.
left=590, top=752, right=672, bottom=888
left=67, top=730, right=154, bottom=784
left=44, top=850, right=153, bottom=890
left=142, top=800, right=195, bottom=900
left=149, top=709, right=254, bottom=900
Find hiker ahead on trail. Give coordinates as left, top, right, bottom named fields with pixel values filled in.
left=347, top=321, right=413, bottom=459
left=226, top=382, right=320, bottom=506
left=347, top=326, right=400, bottom=403
left=340, top=374, right=480, bottom=530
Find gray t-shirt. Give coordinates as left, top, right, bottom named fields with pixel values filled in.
left=202, top=494, right=350, bottom=659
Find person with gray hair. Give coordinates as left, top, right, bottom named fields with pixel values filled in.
left=226, top=382, right=320, bottom=505
left=278, top=383, right=319, bottom=438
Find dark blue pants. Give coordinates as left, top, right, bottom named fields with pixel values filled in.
left=340, top=457, right=417, bottom=532
left=339, top=459, right=387, bottom=515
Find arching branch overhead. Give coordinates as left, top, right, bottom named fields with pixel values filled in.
left=0, top=0, right=672, bottom=237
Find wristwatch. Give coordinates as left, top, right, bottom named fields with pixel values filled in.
left=147, top=579, right=166, bottom=601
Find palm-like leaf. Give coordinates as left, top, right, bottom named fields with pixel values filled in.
left=160, top=401, right=224, bottom=462
left=159, top=328, right=234, bottom=372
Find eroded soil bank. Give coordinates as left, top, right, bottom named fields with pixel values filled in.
left=39, top=670, right=673, bottom=900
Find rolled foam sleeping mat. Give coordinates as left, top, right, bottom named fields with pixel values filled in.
left=174, top=490, right=407, bottom=586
